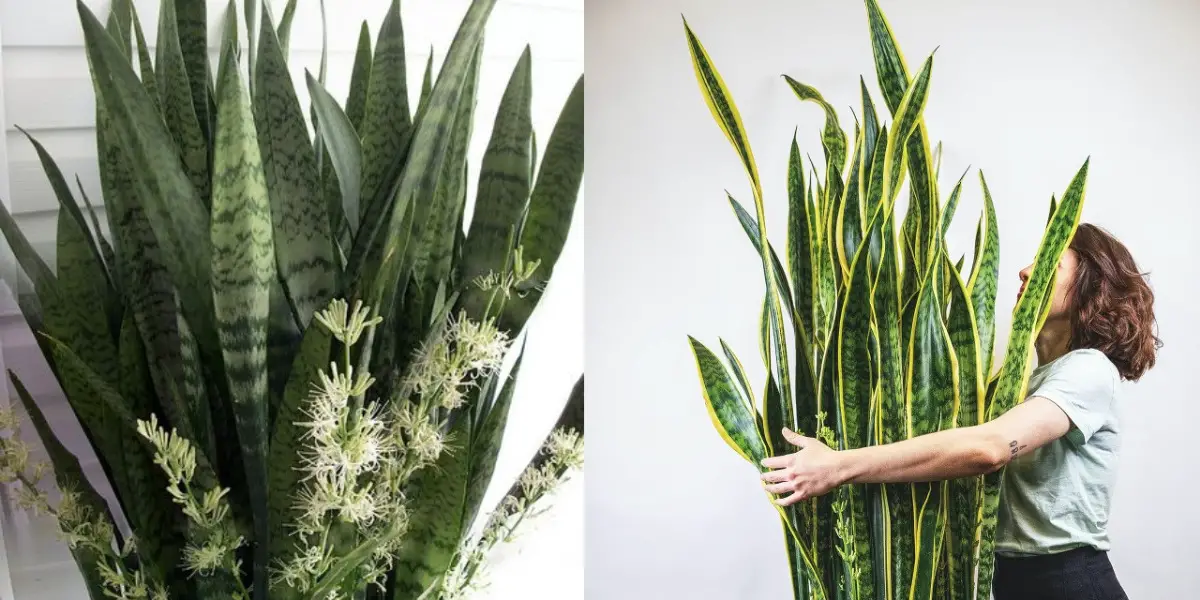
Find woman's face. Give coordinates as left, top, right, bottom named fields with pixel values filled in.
left=1018, top=248, right=1079, bottom=320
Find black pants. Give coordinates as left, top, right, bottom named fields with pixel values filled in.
left=994, top=547, right=1128, bottom=600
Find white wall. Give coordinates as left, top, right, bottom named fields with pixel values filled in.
left=585, top=0, right=1200, bottom=598
left=0, top=1, right=582, bottom=598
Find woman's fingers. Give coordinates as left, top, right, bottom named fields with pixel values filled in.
left=760, top=468, right=790, bottom=483
left=763, top=481, right=793, bottom=495
left=781, top=428, right=810, bottom=448
left=760, top=454, right=791, bottom=469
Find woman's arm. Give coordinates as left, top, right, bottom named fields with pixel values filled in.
left=760, top=396, right=1072, bottom=506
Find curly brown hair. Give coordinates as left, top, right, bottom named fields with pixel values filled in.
left=1066, top=223, right=1161, bottom=381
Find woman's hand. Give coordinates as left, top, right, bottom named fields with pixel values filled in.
left=759, top=428, right=848, bottom=506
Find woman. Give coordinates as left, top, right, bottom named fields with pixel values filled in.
left=759, top=223, right=1160, bottom=600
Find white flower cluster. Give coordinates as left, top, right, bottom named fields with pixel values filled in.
left=277, top=297, right=518, bottom=596
left=136, top=414, right=245, bottom=587
left=275, top=300, right=416, bottom=594
left=439, top=427, right=584, bottom=599
left=399, top=310, right=510, bottom=411
left=295, top=362, right=388, bottom=529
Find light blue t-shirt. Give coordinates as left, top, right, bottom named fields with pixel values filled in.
left=995, top=348, right=1122, bottom=556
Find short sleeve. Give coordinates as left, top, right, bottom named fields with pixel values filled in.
left=1029, top=350, right=1117, bottom=446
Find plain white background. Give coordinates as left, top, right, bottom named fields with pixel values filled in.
left=0, top=1, right=582, bottom=598
left=586, top=0, right=1200, bottom=598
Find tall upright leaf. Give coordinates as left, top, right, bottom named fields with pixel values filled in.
left=945, top=256, right=982, bottom=600
left=865, top=0, right=939, bottom=268
left=174, top=0, right=210, bottom=147
left=975, top=159, right=1089, bottom=599
left=966, top=173, right=1000, bottom=377
left=17, top=127, right=113, bottom=293
left=500, top=75, right=584, bottom=334
left=254, top=12, right=337, bottom=328
left=357, top=0, right=410, bottom=225
left=155, top=0, right=210, bottom=206
left=276, top=0, right=300, bottom=54
left=210, top=48, right=278, bottom=599
left=459, top=48, right=534, bottom=320
left=836, top=216, right=881, bottom=598
left=79, top=1, right=219, bottom=364
left=362, top=0, right=498, bottom=316
left=346, top=21, right=373, bottom=131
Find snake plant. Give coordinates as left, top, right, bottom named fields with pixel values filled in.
left=0, top=0, right=583, bottom=599
left=683, top=1, right=1086, bottom=599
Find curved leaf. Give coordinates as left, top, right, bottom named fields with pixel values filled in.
left=688, top=336, right=766, bottom=464
left=307, top=72, right=363, bottom=241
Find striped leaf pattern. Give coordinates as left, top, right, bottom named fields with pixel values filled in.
left=209, top=45, right=276, bottom=597
left=683, top=3, right=1088, bottom=599
left=0, top=1, right=582, bottom=597
left=253, top=10, right=337, bottom=328
left=460, top=47, right=535, bottom=320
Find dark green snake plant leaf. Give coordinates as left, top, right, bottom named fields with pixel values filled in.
left=865, top=0, right=939, bottom=267
left=411, top=50, right=481, bottom=307
left=787, top=133, right=816, bottom=351
left=155, top=0, right=210, bottom=207
left=390, top=405, right=478, bottom=599
left=116, top=311, right=185, bottom=582
left=345, top=21, right=373, bottom=132
left=173, top=0, right=210, bottom=148
left=210, top=46, right=278, bottom=597
left=906, top=250, right=957, bottom=600
left=419, top=48, right=436, bottom=114
left=43, top=208, right=126, bottom=497
left=460, top=345, right=527, bottom=537
left=17, top=128, right=112, bottom=292
left=306, top=72, right=363, bottom=243
left=356, top=0, right=411, bottom=226
left=364, top=0, right=498, bottom=316
left=684, top=21, right=797, bottom=478
left=781, top=77, right=848, bottom=188
left=460, top=47, right=535, bottom=320
left=79, top=1, right=220, bottom=363
left=276, top=0, right=300, bottom=55
left=944, top=256, right=982, bottom=600
left=254, top=10, right=337, bottom=328
left=836, top=214, right=883, bottom=598
left=500, top=74, right=584, bottom=334
left=129, top=3, right=157, bottom=113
